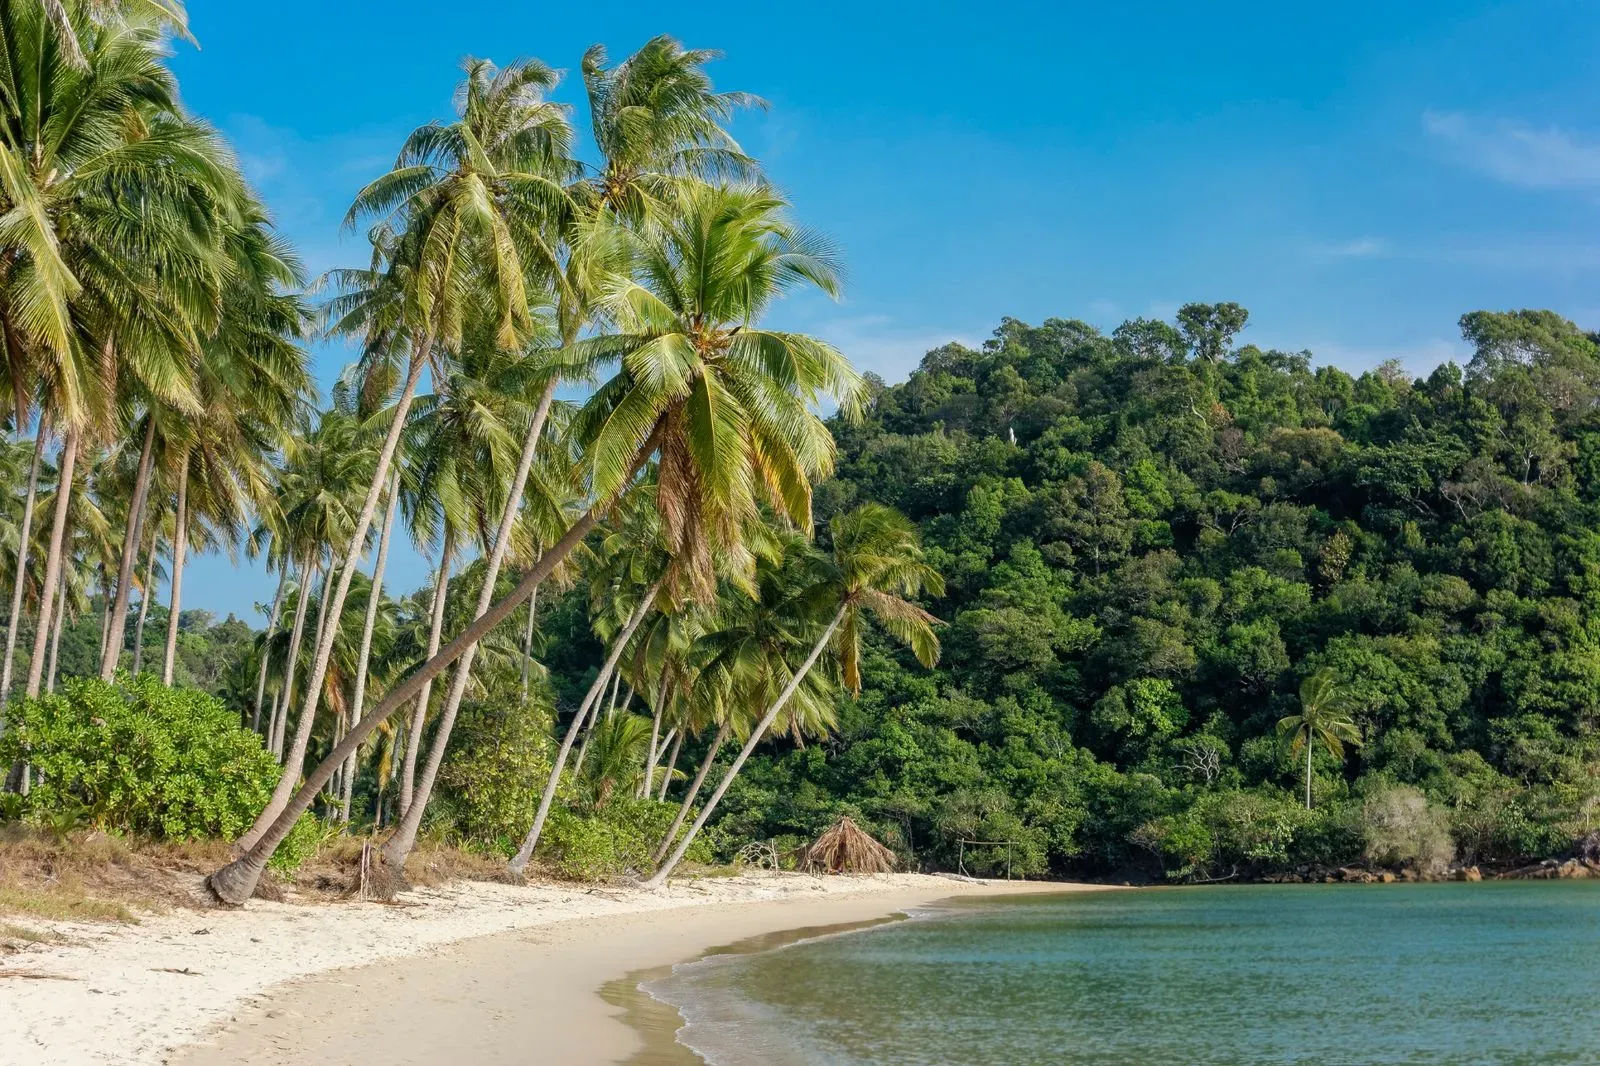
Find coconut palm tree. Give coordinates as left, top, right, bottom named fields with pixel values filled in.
left=236, top=54, right=578, bottom=850
left=0, top=7, right=260, bottom=699
left=577, top=36, right=763, bottom=222
left=647, top=503, right=942, bottom=888
left=1278, top=668, right=1363, bottom=809
left=209, top=181, right=862, bottom=904
left=376, top=38, right=764, bottom=869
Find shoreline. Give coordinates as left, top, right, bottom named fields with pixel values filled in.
left=179, top=875, right=1096, bottom=1066
left=0, top=872, right=1106, bottom=1065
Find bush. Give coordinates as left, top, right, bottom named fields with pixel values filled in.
left=268, top=813, right=335, bottom=875
left=1363, top=785, right=1454, bottom=875
left=538, top=797, right=715, bottom=881
left=438, top=696, right=553, bottom=855
left=0, top=676, right=280, bottom=841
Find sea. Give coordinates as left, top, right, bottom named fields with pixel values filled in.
left=630, top=882, right=1600, bottom=1065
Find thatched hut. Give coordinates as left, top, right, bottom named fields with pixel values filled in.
left=799, top=817, right=896, bottom=874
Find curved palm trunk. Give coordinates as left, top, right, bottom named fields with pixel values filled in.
left=131, top=536, right=157, bottom=678
left=208, top=489, right=616, bottom=904
left=507, top=579, right=661, bottom=877
left=645, top=605, right=846, bottom=889
left=657, top=728, right=683, bottom=802
left=25, top=429, right=79, bottom=699
left=1, top=415, right=49, bottom=712
left=252, top=566, right=289, bottom=726
left=270, top=553, right=316, bottom=760
left=342, top=468, right=399, bottom=822
left=45, top=567, right=67, bottom=694
left=264, top=344, right=429, bottom=838
left=399, top=531, right=453, bottom=818
left=383, top=385, right=556, bottom=868
left=161, top=454, right=190, bottom=687
left=652, top=722, right=728, bottom=864
left=100, top=417, right=156, bottom=679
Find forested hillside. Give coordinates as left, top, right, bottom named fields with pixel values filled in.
left=707, top=305, right=1600, bottom=879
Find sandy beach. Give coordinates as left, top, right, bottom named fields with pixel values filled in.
left=0, top=873, right=1104, bottom=1065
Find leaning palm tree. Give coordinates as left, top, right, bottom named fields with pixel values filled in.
left=379, top=40, right=765, bottom=870
left=237, top=55, right=576, bottom=851
left=646, top=503, right=942, bottom=888
left=1278, top=668, right=1363, bottom=809
left=209, top=181, right=862, bottom=904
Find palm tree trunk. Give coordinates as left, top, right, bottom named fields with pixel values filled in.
left=272, top=342, right=428, bottom=837
left=645, top=605, right=847, bottom=889
left=45, top=567, right=67, bottom=694
left=207, top=436, right=655, bottom=904
left=96, top=566, right=110, bottom=662
left=131, top=535, right=156, bottom=678
left=573, top=672, right=621, bottom=776
left=25, top=429, right=79, bottom=699
left=342, top=468, right=399, bottom=822
left=252, top=566, right=288, bottom=725
left=253, top=555, right=336, bottom=822
left=1, top=414, right=49, bottom=712
left=398, top=531, right=453, bottom=819
left=1305, top=739, right=1313, bottom=810
left=161, top=454, right=190, bottom=687
left=657, top=728, right=683, bottom=802
left=520, top=584, right=539, bottom=704
left=383, top=385, right=557, bottom=868
left=640, top=673, right=668, bottom=799
left=270, top=552, right=316, bottom=759
left=653, top=722, right=728, bottom=863
left=99, top=417, right=155, bottom=679
left=261, top=686, right=280, bottom=745
left=507, top=579, right=661, bottom=877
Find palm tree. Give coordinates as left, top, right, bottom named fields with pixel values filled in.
left=235, top=55, right=577, bottom=851
left=379, top=39, right=765, bottom=870
left=1278, top=668, right=1363, bottom=809
left=646, top=503, right=942, bottom=888
left=209, top=181, right=861, bottom=904
left=578, top=36, right=763, bottom=222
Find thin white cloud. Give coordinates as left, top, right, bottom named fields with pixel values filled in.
left=1424, top=109, right=1600, bottom=190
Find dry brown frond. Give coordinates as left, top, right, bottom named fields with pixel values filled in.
left=798, top=817, right=896, bottom=875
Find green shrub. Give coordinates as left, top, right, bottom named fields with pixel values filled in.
left=438, top=696, right=553, bottom=855
left=268, top=813, right=336, bottom=875
left=0, top=675, right=279, bottom=841
left=538, top=797, right=715, bottom=881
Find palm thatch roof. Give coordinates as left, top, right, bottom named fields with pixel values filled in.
left=799, top=817, right=896, bottom=874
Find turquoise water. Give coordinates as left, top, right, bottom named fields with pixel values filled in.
left=646, top=883, right=1600, bottom=1065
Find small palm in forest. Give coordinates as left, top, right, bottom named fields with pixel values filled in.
left=1277, top=669, right=1362, bottom=810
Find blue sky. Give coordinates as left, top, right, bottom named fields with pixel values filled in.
left=171, top=0, right=1600, bottom=618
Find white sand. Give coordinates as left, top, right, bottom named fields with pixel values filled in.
left=0, top=872, right=1105, bottom=1065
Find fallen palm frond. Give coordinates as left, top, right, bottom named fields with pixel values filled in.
left=798, top=817, right=895, bottom=875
